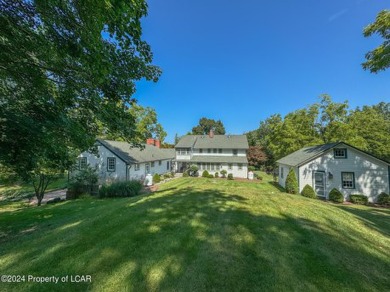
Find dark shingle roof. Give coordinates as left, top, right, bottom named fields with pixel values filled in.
left=276, top=143, right=339, bottom=167
left=176, top=135, right=249, bottom=149
left=98, top=140, right=175, bottom=164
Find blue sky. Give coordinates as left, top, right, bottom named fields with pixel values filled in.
left=134, top=0, right=390, bottom=143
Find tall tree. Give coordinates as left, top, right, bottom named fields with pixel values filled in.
left=0, top=0, right=161, bottom=204
left=348, top=105, right=390, bottom=162
left=362, top=10, right=390, bottom=73
left=100, top=104, right=167, bottom=143
left=192, top=118, right=226, bottom=135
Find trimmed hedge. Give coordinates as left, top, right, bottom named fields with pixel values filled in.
left=99, top=180, right=143, bottom=198
left=214, top=172, right=219, bottom=178
left=349, top=194, right=368, bottom=205
left=202, top=170, right=210, bottom=178
left=227, top=173, right=233, bottom=180
left=301, top=184, right=317, bottom=199
left=377, top=192, right=390, bottom=206
left=208, top=174, right=214, bottom=178
left=285, top=168, right=298, bottom=194
left=329, top=188, right=344, bottom=203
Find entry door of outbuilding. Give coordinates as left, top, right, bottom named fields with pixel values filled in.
left=314, top=171, right=325, bottom=198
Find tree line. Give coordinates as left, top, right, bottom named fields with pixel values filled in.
left=246, top=95, right=390, bottom=167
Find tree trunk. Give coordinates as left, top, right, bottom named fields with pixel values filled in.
left=32, top=173, right=51, bottom=206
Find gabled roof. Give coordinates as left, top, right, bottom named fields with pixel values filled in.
left=276, top=143, right=338, bottom=167
left=97, top=139, right=175, bottom=164
left=276, top=142, right=390, bottom=167
left=176, top=135, right=249, bottom=149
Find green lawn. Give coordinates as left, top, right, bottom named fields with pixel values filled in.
left=0, top=176, right=68, bottom=211
left=0, top=175, right=389, bottom=291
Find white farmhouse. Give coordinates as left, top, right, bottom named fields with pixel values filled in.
left=76, top=139, right=175, bottom=183
left=175, top=130, right=249, bottom=178
left=277, top=142, right=390, bottom=202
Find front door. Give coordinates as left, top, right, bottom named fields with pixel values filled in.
left=314, top=172, right=325, bottom=197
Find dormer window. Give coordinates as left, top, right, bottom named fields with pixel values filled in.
left=232, top=149, right=238, bottom=156
left=334, top=148, right=347, bottom=159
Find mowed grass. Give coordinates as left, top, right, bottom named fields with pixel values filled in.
left=0, top=176, right=389, bottom=291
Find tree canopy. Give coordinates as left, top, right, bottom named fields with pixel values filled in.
left=0, top=0, right=160, bottom=203
left=192, top=118, right=226, bottom=135
left=247, top=96, right=390, bottom=165
left=362, top=10, right=390, bottom=73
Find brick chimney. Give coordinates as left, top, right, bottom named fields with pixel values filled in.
left=146, top=138, right=160, bottom=148
left=209, top=128, right=214, bottom=138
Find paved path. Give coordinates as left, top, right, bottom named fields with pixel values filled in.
left=29, top=189, right=67, bottom=205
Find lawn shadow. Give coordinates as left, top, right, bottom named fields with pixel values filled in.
left=334, top=205, right=390, bottom=237
left=1, top=185, right=389, bottom=291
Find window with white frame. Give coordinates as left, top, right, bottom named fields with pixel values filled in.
left=159, top=160, right=162, bottom=166
left=107, top=157, right=116, bottom=172
left=232, top=149, right=238, bottom=156
left=166, top=161, right=170, bottom=170
left=199, top=149, right=203, bottom=154
left=146, top=163, right=150, bottom=173
left=238, top=163, right=242, bottom=170
left=218, top=149, right=222, bottom=154
left=151, top=161, right=155, bottom=167
left=208, top=148, right=211, bottom=153
left=280, top=166, right=284, bottom=178
left=134, top=164, right=140, bottom=171
left=79, top=157, right=87, bottom=169
left=342, top=172, right=355, bottom=189
left=334, top=148, right=347, bottom=158
left=228, top=163, right=233, bottom=170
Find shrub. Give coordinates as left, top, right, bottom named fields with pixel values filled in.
left=202, top=170, right=210, bottom=178
left=301, top=184, right=317, bottom=199
left=214, top=172, right=219, bottom=178
left=163, top=173, right=171, bottom=179
left=153, top=173, right=161, bottom=184
left=227, top=173, right=233, bottom=180
left=189, top=164, right=199, bottom=177
left=285, top=169, right=298, bottom=194
left=68, top=166, right=99, bottom=199
left=220, top=170, right=227, bottom=178
left=99, top=180, right=142, bottom=198
left=349, top=194, right=368, bottom=205
left=257, top=176, right=263, bottom=181
left=182, top=172, right=189, bottom=177
left=377, top=192, right=390, bottom=206
left=208, top=174, right=214, bottom=178
left=248, top=166, right=256, bottom=172
left=329, top=188, right=344, bottom=203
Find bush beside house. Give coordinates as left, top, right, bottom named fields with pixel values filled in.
left=99, top=181, right=142, bottom=198
left=329, top=188, right=344, bottom=203
left=377, top=192, right=389, bottom=206
left=285, top=169, right=298, bottom=194
left=301, top=184, right=317, bottom=199
left=349, top=194, right=368, bottom=205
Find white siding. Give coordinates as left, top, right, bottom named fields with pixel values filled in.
left=129, top=159, right=171, bottom=181
left=193, top=149, right=247, bottom=157
left=298, top=146, right=389, bottom=202
left=278, top=164, right=298, bottom=189
left=77, top=145, right=173, bottom=183
left=198, top=163, right=248, bottom=178
left=78, top=145, right=127, bottom=183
